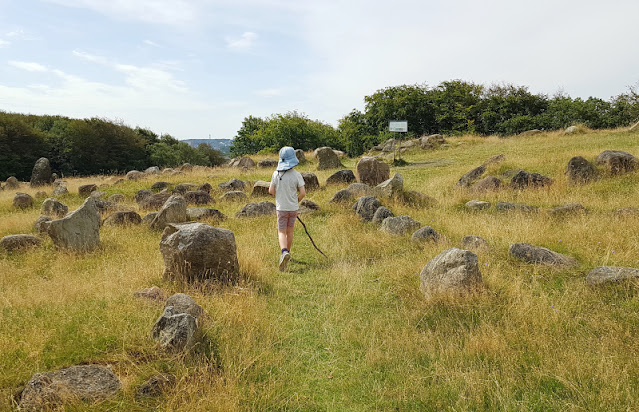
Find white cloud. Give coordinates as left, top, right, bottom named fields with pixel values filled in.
left=43, top=0, right=200, bottom=26
left=0, top=39, right=9, bottom=47
left=226, top=32, right=258, bottom=51
left=8, top=61, right=48, bottom=72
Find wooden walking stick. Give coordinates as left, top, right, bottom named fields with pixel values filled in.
left=296, top=215, right=328, bottom=258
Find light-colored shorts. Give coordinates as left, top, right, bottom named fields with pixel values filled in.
left=277, top=210, right=298, bottom=231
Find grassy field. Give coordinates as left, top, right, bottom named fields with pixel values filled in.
left=2, top=128, right=639, bottom=411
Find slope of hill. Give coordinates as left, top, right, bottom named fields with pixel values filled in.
left=2, top=128, right=639, bottom=410
left=181, top=138, right=232, bottom=154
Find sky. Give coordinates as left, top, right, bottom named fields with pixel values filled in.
left=1, top=0, right=638, bottom=140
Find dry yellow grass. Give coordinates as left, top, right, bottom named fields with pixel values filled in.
left=2, top=130, right=639, bottom=410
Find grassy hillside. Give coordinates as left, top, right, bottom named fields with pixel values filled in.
left=2, top=128, right=639, bottom=411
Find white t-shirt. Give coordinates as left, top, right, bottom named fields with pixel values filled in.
left=270, top=169, right=305, bottom=211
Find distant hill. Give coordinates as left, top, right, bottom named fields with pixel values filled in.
left=182, top=138, right=233, bottom=154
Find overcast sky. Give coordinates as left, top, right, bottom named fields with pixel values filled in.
left=1, top=0, right=638, bottom=140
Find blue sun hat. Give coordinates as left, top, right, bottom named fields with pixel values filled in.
left=277, top=146, right=299, bottom=171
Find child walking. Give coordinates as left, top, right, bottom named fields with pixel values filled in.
left=269, top=146, right=306, bottom=271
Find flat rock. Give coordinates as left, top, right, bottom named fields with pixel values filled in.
left=546, top=203, right=587, bottom=217
left=220, top=191, right=248, bottom=202
left=326, top=169, right=356, bottom=185
left=496, top=202, right=538, bottom=212
left=379, top=215, right=421, bottom=235
left=1, top=234, right=42, bottom=252
left=471, top=176, right=502, bottom=192
left=347, top=182, right=374, bottom=197
left=236, top=201, right=276, bottom=218
left=187, top=207, right=227, bottom=221
left=465, top=200, right=491, bottom=210
left=299, top=199, right=320, bottom=214
left=103, top=211, right=142, bottom=226
left=595, top=150, right=637, bottom=175
left=586, top=266, right=639, bottom=285
left=457, top=165, right=486, bottom=187
left=19, top=365, right=121, bottom=410
left=509, top=243, right=577, bottom=267
left=134, top=286, right=166, bottom=301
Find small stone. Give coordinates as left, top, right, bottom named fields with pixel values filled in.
left=371, top=206, right=394, bottom=225
left=103, top=211, right=142, bottom=226
left=235, top=201, right=276, bottom=218
left=326, top=169, right=356, bottom=185
left=420, top=248, right=483, bottom=298
left=329, top=189, right=354, bottom=203
left=134, top=286, right=166, bottom=301
left=586, top=266, right=639, bottom=285
left=411, top=226, right=440, bottom=243
left=220, top=191, right=248, bottom=202
left=461, top=235, right=489, bottom=250
left=251, top=180, right=271, bottom=197
left=187, top=208, right=227, bottom=221
left=379, top=215, right=421, bottom=235
left=465, top=200, right=491, bottom=210
left=509, top=243, right=577, bottom=267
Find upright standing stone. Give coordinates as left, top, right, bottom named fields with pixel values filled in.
left=565, top=156, right=597, bottom=184
left=301, top=172, right=320, bottom=191
left=41, top=198, right=68, bottom=218
left=315, top=147, right=342, bottom=170
left=356, top=157, right=390, bottom=186
left=375, top=173, right=404, bottom=198
left=30, top=157, right=52, bottom=187
left=150, top=195, right=187, bottom=230
left=46, top=197, right=101, bottom=251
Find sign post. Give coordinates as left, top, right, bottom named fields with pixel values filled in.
left=389, top=120, right=408, bottom=164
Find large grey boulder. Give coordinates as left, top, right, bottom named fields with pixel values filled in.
left=510, top=170, right=552, bottom=189
left=346, top=182, right=374, bottom=197
left=421, top=134, right=446, bottom=150
left=139, top=192, right=171, bottom=210
left=220, top=191, right=248, bottom=202
left=375, top=173, right=403, bottom=198
left=5, top=176, right=20, bottom=189
left=34, top=215, right=52, bottom=234
left=160, top=222, right=239, bottom=283
left=352, top=196, right=381, bottom=222
left=595, top=150, right=637, bottom=175
left=380, top=215, right=421, bottom=235
left=461, top=235, right=489, bottom=250
left=184, top=190, right=213, bottom=205
left=315, top=147, right=342, bottom=170
left=219, top=178, right=246, bottom=191
left=41, top=198, right=68, bottom=218
left=151, top=181, right=170, bottom=191
left=470, top=176, right=502, bottom=192
left=145, top=166, right=161, bottom=174
left=19, top=365, right=121, bottom=411
left=329, top=189, right=354, bottom=204
left=151, top=306, right=198, bottom=351
left=299, top=199, right=320, bottom=214
left=301, top=172, right=320, bottom=191
left=30, top=157, right=52, bottom=187
left=46, top=197, right=101, bottom=251
left=509, top=243, right=577, bottom=267
left=326, top=169, right=356, bottom=185
left=457, top=165, right=486, bottom=187
left=228, top=156, right=256, bottom=169
left=78, top=184, right=98, bottom=197
left=13, top=192, right=33, bottom=209
left=1, top=234, right=42, bottom=252
left=356, top=156, right=390, bottom=186
left=52, top=184, right=69, bottom=197
left=251, top=180, right=270, bottom=197
left=187, top=207, right=227, bottom=221
left=150, top=195, right=187, bottom=230
left=165, top=293, right=204, bottom=319
left=566, top=156, right=597, bottom=184
left=103, top=211, right=142, bottom=226
left=172, top=183, right=197, bottom=195
left=236, top=201, right=276, bottom=218
left=126, top=170, right=146, bottom=180
left=586, top=266, right=639, bottom=285
left=419, top=248, right=483, bottom=298
left=371, top=206, right=394, bottom=225
left=411, top=226, right=441, bottom=243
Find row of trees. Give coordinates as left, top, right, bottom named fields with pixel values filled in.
left=231, top=80, right=639, bottom=157
left=0, top=112, right=225, bottom=181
